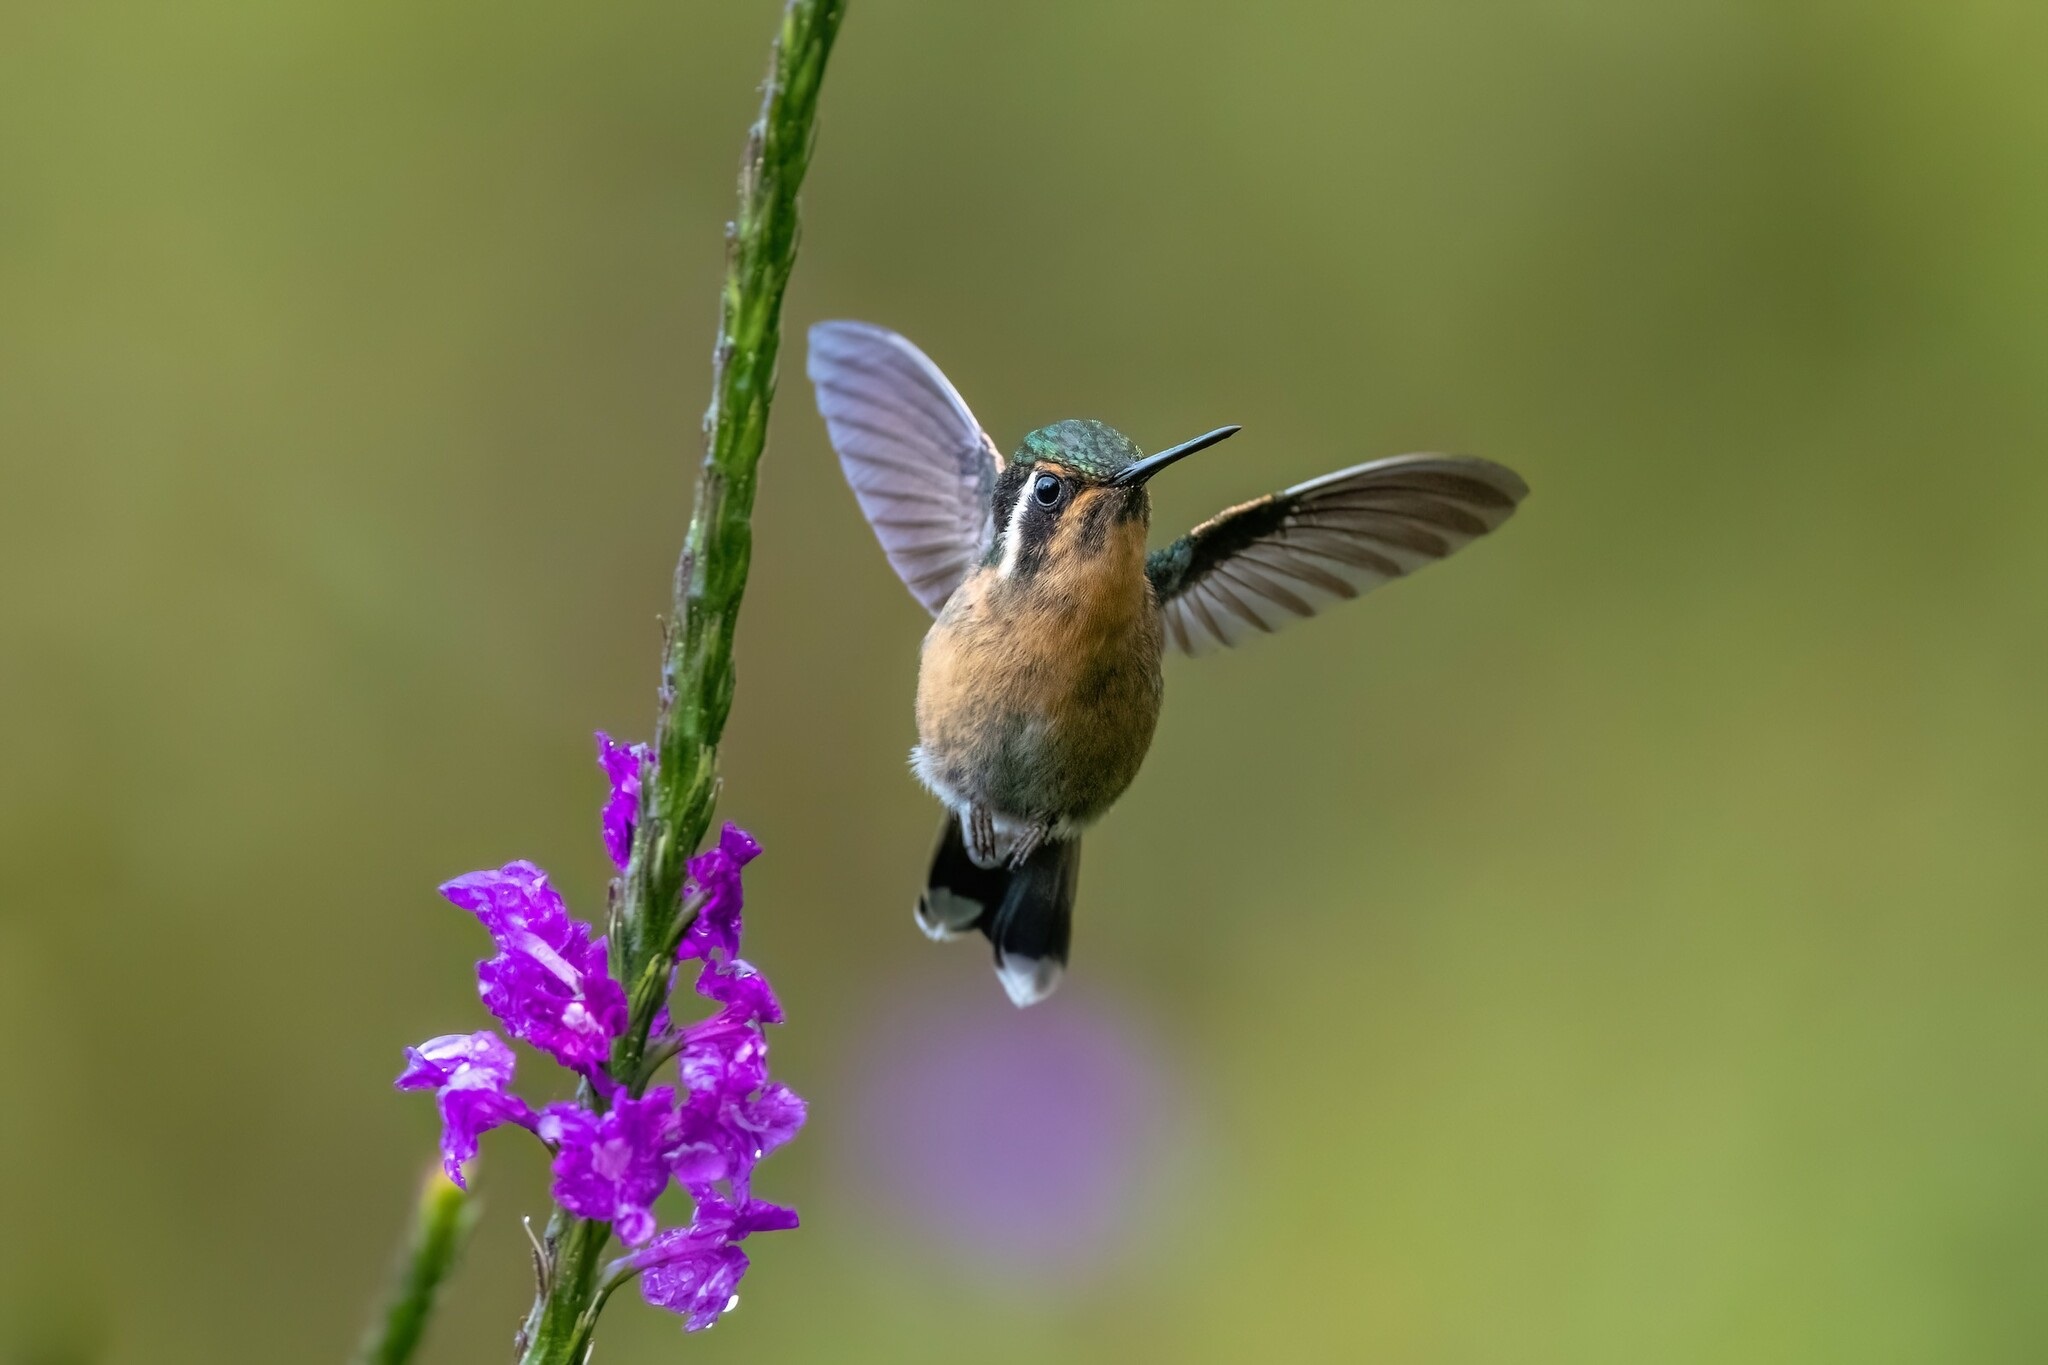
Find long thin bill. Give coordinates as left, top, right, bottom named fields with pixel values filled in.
left=1109, top=425, right=1241, bottom=487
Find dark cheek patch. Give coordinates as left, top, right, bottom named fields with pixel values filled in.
left=1114, top=485, right=1148, bottom=526
left=1012, top=510, right=1053, bottom=578
left=1076, top=490, right=1119, bottom=554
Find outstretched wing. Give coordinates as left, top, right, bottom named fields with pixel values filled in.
left=807, top=321, right=1003, bottom=615
left=1146, top=455, right=1528, bottom=655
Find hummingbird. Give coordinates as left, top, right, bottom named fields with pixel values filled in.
left=806, top=320, right=1528, bottom=1007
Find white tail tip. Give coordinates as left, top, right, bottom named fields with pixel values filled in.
left=994, top=953, right=1064, bottom=1008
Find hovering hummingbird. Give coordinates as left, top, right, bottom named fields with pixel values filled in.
left=806, top=321, right=1528, bottom=1007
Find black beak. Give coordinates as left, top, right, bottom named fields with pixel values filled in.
left=1109, top=425, right=1241, bottom=487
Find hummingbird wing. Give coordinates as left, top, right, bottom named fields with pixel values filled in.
left=1146, top=454, right=1528, bottom=655
left=806, top=321, right=1003, bottom=615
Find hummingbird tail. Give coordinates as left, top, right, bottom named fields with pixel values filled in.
left=917, top=815, right=1007, bottom=941
left=917, top=816, right=1079, bottom=1008
left=987, top=834, right=1079, bottom=1008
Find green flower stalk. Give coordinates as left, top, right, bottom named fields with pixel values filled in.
left=350, top=1168, right=477, bottom=1365
left=353, top=1, right=846, bottom=1360
left=517, top=2, right=844, bottom=1358
left=618, top=0, right=846, bottom=1114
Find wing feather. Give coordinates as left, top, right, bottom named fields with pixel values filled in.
left=807, top=321, right=1002, bottom=615
left=1147, top=454, right=1527, bottom=655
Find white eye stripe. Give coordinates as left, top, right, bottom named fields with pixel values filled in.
left=996, top=477, right=1034, bottom=578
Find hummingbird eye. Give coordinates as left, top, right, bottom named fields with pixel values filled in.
left=1032, top=473, right=1064, bottom=508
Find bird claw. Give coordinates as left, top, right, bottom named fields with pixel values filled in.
left=965, top=807, right=1001, bottom=869
left=1005, top=824, right=1048, bottom=869
left=963, top=809, right=1051, bottom=870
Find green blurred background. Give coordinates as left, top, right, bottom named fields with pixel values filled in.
left=5, top=0, right=2047, bottom=1360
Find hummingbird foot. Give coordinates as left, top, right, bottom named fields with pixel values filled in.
left=964, top=805, right=1002, bottom=869
left=1004, top=822, right=1050, bottom=870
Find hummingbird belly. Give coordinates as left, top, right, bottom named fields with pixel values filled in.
left=913, top=567, right=1164, bottom=842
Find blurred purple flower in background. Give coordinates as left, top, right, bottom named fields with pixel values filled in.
left=842, top=978, right=1190, bottom=1287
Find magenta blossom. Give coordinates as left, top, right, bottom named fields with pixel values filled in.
left=679, top=824, right=761, bottom=963
left=630, top=1192, right=800, bottom=1332
left=696, top=957, right=784, bottom=1026
left=539, top=1087, right=683, bottom=1246
left=399, top=749, right=803, bottom=1338
left=596, top=731, right=652, bottom=872
left=652, top=825, right=770, bottom=1038
left=440, top=861, right=628, bottom=1071
left=393, top=1031, right=536, bottom=1187
left=668, top=1005, right=806, bottom=1192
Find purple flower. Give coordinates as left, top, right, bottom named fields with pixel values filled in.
left=696, top=957, right=783, bottom=1026
left=440, top=861, right=628, bottom=1071
left=596, top=731, right=651, bottom=872
left=401, top=795, right=802, bottom=1326
left=394, top=1031, right=536, bottom=1187
left=538, top=1087, right=682, bottom=1246
left=678, top=824, right=762, bottom=963
left=652, top=825, right=768, bottom=1038
left=667, top=1008, right=806, bottom=1191
left=630, top=1192, right=799, bottom=1331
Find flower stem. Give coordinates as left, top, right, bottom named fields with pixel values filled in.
left=563, top=1261, right=642, bottom=1363
left=513, top=1, right=845, bottom=1360
left=629, top=0, right=847, bottom=980
left=350, top=1167, right=479, bottom=1365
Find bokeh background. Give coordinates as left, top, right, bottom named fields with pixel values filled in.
left=5, top=0, right=2047, bottom=1360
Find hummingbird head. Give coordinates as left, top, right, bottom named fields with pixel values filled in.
left=988, top=419, right=1239, bottom=582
